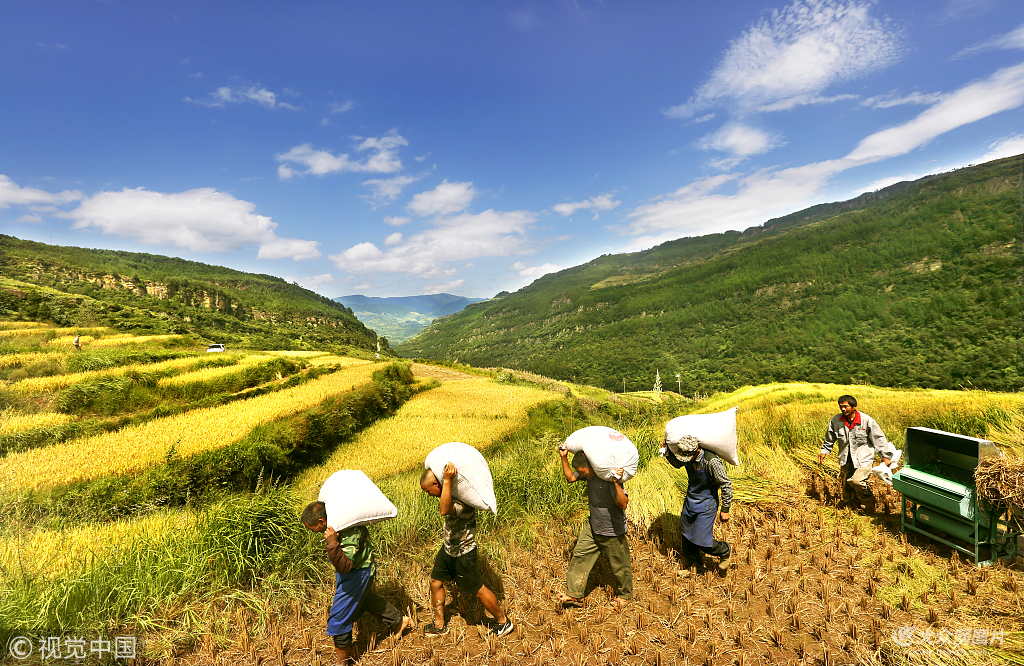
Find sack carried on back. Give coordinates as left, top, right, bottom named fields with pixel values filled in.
left=663, top=407, right=740, bottom=466
left=319, top=469, right=398, bottom=531
left=563, top=425, right=639, bottom=482
left=425, top=442, right=498, bottom=514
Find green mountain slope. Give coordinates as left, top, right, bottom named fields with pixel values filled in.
left=398, top=155, right=1024, bottom=393
left=333, top=293, right=486, bottom=343
left=0, top=236, right=386, bottom=353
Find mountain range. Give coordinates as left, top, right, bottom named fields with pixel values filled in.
left=333, top=294, right=486, bottom=343
left=397, top=154, right=1024, bottom=394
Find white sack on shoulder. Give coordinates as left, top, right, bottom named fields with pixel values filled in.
left=563, top=426, right=639, bottom=482
left=319, top=470, right=398, bottom=531
left=664, top=407, right=740, bottom=466
left=425, top=442, right=498, bottom=514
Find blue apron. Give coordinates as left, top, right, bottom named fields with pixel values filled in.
left=680, top=452, right=720, bottom=548
left=326, top=566, right=374, bottom=637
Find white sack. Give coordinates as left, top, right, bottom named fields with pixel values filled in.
left=664, top=407, right=740, bottom=466
left=563, top=426, right=639, bottom=482
left=425, top=442, right=498, bottom=514
left=869, top=448, right=902, bottom=486
left=318, top=469, right=398, bottom=531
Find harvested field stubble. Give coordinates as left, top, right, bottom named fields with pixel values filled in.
left=171, top=498, right=1021, bottom=666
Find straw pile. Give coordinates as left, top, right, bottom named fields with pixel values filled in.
left=975, top=457, right=1024, bottom=511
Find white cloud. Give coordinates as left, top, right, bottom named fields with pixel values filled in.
left=257, top=237, right=322, bottom=261
left=625, top=61, right=1024, bottom=251
left=321, top=118, right=330, bottom=126
left=276, top=129, right=407, bottom=178
left=186, top=85, right=299, bottom=110
left=383, top=215, right=412, bottom=227
left=693, top=113, right=716, bottom=123
left=758, top=93, right=858, bottom=112
left=552, top=194, right=621, bottom=218
left=665, top=0, right=902, bottom=118
left=286, top=273, right=338, bottom=290
left=384, top=232, right=403, bottom=246
left=421, top=279, right=465, bottom=295
left=331, top=101, right=356, bottom=114
left=414, top=153, right=431, bottom=162
left=953, top=22, right=1024, bottom=59
left=698, top=123, right=785, bottom=169
left=362, top=174, right=421, bottom=204
left=847, top=62, right=1024, bottom=162
left=330, top=208, right=536, bottom=279
left=64, top=187, right=320, bottom=260
left=513, top=262, right=562, bottom=279
left=506, top=9, right=540, bottom=31
left=976, top=133, right=1024, bottom=163
left=860, top=91, right=945, bottom=109
left=17, top=214, right=43, bottom=223
left=0, top=175, right=81, bottom=209
left=407, top=180, right=478, bottom=217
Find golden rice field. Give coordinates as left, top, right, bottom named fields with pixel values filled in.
left=0, top=326, right=110, bottom=339
left=156, top=354, right=273, bottom=386
left=0, top=510, right=193, bottom=577
left=0, top=351, right=67, bottom=369
left=0, top=409, right=74, bottom=436
left=8, top=355, right=213, bottom=394
left=0, top=321, right=50, bottom=330
left=297, top=376, right=552, bottom=496
left=42, top=333, right=183, bottom=348
left=0, top=360, right=379, bottom=492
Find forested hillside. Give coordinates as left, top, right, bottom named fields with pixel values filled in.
left=398, top=155, right=1024, bottom=394
left=0, top=237, right=385, bottom=353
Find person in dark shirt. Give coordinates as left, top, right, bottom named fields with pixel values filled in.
left=419, top=462, right=513, bottom=638
left=557, top=446, right=632, bottom=611
left=663, top=434, right=733, bottom=575
left=301, top=501, right=411, bottom=665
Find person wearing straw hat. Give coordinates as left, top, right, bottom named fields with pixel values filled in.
left=818, top=395, right=895, bottom=512
left=662, top=434, right=733, bottom=575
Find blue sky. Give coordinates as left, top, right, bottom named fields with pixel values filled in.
left=1, top=0, right=1022, bottom=299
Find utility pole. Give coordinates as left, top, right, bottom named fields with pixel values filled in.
left=622, top=377, right=626, bottom=394
left=676, top=373, right=681, bottom=395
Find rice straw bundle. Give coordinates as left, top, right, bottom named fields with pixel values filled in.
left=975, top=457, right=1024, bottom=511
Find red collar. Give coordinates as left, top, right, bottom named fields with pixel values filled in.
left=843, top=411, right=861, bottom=428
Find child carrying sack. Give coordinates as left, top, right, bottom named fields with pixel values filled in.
left=563, top=426, right=640, bottom=482
left=319, top=469, right=399, bottom=531
left=425, top=442, right=498, bottom=514
left=664, top=407, right=740, bottom=466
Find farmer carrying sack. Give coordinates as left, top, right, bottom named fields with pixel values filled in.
left=425, top=442, right=498, bottom=514
left=319, top=469, right=399, bottom=531
left=664, top=407, right=740, bottom=466
left=563, top=426, right=640, bottom=482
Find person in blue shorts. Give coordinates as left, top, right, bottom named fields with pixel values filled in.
left=302, top=501, right=412, bottom=665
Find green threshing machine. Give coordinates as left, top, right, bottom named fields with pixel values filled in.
left=893, top=427, right=1021, bottom=565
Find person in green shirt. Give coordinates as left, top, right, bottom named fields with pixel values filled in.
left=301, top=501, right=412, bottom=665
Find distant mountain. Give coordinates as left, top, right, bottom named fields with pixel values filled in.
left=0, top=236, right=386, bottom=354
left=334, top=293, right=486, bottom=343
left=397, top=154, right=1023, bottom=393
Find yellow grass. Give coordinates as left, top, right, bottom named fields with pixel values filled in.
left=297, top=377, right=551, bottom=497
left=262, top=350, right=331, bottom=358
left=8, top=356, right=207, bottom=393
left=0, top=510, right=192, bottom=576
left=0, top=360, right=379, bottom=492
left=77, top=334, right=183, bottom=348
left=0, top=322, right=50, bottom=330
left=0, top=326, right=109, bottom=338
left=156, top=354, right=272, bottom=386
left=0, top=410, right=74, bottom=436
left=0, top=351, right=68, bottom=369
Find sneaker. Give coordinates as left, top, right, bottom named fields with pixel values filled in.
left=423, top=622, right=449, bottom=637
left=488, top=619, right=514, bottom=637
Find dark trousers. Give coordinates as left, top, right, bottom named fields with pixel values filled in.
left=681, top=535, right=730, bottom=560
